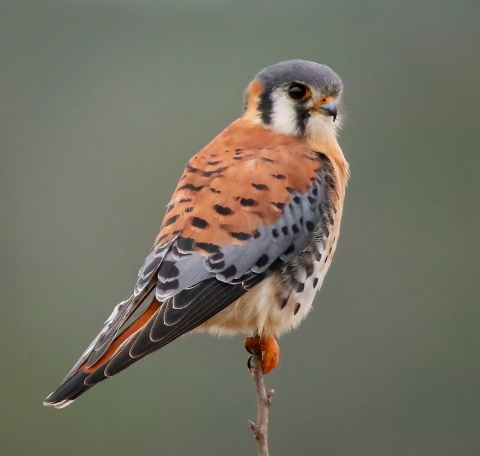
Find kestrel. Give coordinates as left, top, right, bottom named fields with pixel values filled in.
left=44, top=60, right=349, bottom=408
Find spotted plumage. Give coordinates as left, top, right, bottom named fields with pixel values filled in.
left=44, top=59, right=349, bottom=408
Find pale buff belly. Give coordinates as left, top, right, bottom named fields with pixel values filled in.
left=195, top=241, right=336, bottom=338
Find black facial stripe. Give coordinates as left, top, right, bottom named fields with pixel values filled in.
left=258, top=89, right=273, bottom=124
left=295, top=104, right=310, bottom=135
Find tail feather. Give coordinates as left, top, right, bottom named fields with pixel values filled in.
left=43, top=299, right=162, bottom=408
left=44, top=273, right=250, bottom=409
left=43, top=370, right=93, bottom=408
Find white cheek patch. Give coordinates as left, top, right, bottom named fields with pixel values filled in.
left=270, top=91, right=299, bottom=136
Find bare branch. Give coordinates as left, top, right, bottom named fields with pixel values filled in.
left=249, top=349, right=274, bottom=456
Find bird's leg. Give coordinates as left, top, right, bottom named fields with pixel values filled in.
left=245, top=336, right=279, bottom=374
left=259, top=337, right=279, bottom=374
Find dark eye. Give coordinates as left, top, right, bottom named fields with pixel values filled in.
left=287, top=83, right=309, bottom=101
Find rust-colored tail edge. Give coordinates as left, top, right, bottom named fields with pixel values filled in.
left=43, top=299, right=162, bottom=409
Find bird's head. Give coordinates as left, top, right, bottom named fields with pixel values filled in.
left=243, top=60, right=343, bottom=141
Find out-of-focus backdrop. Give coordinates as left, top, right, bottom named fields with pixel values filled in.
left=2, top=1, right=479, bottom=455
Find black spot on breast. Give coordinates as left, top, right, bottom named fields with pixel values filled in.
left=272, top=174, right=286, bottom=180
left=191, top=217, right=209, bottom=229
left=313, top=277, right=319, bottom=288
left=272, top=228, right=279, bottom=238
left=271, top=202, right=285, bottom=210
left=292, top=224, right=299, bottom=234
left=164, top=214, right=179, bottom=226
left=240, top=198, right=258, bottom=207
left=213, top=204, right=234, bottom=216
left=252, top=183, right=269, bottom=191
left=229, top=231, right=251, bottom=241
left=306, top=221, right=315, bottom=231
left=210, top=188, right=221, bottom=193
left=312, top=187, right=318, bottom=196
left=293, top=196, right=301, bottom=204
left=178, top=183, right=204, bottom=192
left=222, top=265, right=237, bottom=279
left=252, top=229, right=261, bottom=238
left=284, top=244, right=295, bottom=255
left=281, top=226, right=289, bottom=235
left=308, top=196, right=315, bottom=204
left=255, top=254, right=269, bottom=268
left=294, top=303, right=301, bottom=315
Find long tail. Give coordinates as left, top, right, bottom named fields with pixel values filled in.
left=43, top=298, right=162, bottom=408
left=44, top=273, right=249, bottom=408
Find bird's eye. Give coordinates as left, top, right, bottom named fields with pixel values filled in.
left=287, top=84, right=310, bottom=101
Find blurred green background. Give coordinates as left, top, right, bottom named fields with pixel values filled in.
left=2, top=1, right=479, bottom=455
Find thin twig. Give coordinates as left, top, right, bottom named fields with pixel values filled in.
left=249, top=348, right=274, bottom=456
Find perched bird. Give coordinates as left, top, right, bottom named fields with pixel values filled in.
left=44, top=60, right=349, bottom=408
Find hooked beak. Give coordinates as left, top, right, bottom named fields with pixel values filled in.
left=317, top=100, right=337, bottom=122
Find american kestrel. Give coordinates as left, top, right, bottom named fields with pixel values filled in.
left=44, top=60, right=349, bottom=408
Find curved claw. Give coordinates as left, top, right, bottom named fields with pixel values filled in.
left=245, top=336, right=259, bottom=354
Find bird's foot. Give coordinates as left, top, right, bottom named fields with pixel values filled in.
left=245, top=336, right=279, bottom=374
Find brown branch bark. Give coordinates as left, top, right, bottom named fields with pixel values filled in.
left=249, top=349, right=274, bottom=456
